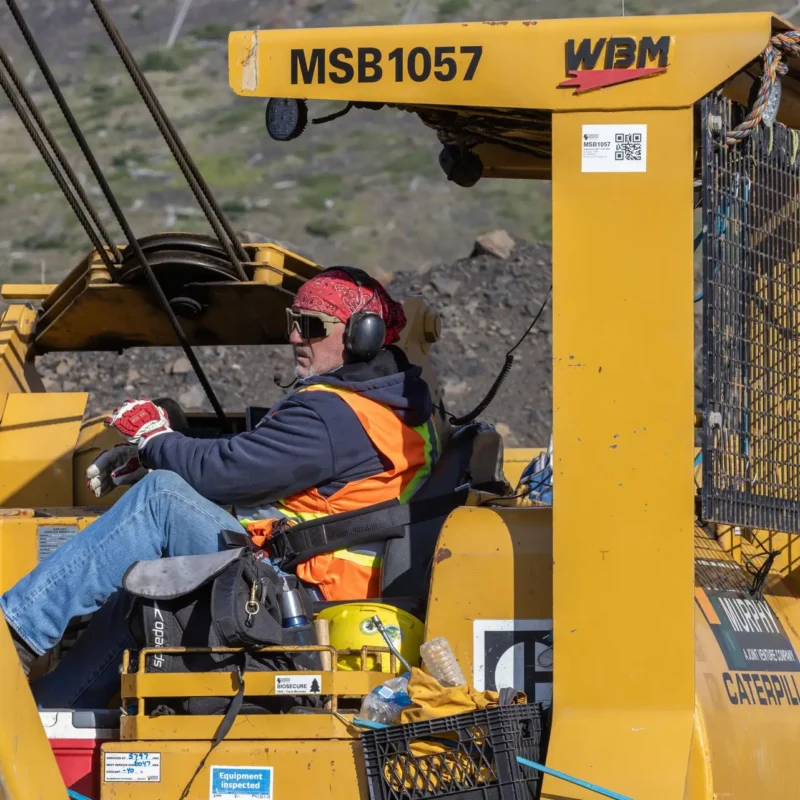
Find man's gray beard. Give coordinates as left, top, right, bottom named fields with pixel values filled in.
left=295, top=360, right=344, bottom=379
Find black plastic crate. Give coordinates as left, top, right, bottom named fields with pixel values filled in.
left=361, top=703, right=544, bottom=800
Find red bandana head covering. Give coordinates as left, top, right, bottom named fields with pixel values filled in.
left=292, top=268, right=406, bottom=345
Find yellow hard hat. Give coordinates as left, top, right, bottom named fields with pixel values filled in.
left=316, top=602, right=424, bottom=673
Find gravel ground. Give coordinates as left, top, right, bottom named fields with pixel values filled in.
left=35, top=235, right=553, bottom=446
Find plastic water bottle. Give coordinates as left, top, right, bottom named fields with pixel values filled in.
left=359, top=673, right=412, bottom=724
left=419, top=637, right=466, bottom=687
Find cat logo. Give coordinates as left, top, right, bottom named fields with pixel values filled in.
left=558, top=36, right=670, bottom=94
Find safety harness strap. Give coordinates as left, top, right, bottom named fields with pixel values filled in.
left=271, top=487, right=469, bottom=569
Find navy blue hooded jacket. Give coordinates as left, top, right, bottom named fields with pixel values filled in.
left=139, top=347, right=433, bottom=510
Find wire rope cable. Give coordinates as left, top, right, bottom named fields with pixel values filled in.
left=89, top=0, right=250, bottom=279
left=0, top=47, right=119, bottom=274
left=5, top=0, right=229, bottom=427
left=6, top=0, right=125, bottom=267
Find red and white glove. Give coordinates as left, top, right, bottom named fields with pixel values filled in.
left=86, top=444, right=148, bottom=498
left=105, top=398, right=173, bottom=448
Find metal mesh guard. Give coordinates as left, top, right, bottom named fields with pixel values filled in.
left=702, top=93, right=800, bottom=534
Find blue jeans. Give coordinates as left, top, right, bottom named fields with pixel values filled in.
left=0, top=470, right=244, bottom=709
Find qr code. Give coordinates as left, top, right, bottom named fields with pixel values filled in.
left=614, top=132, right=643, bottom=161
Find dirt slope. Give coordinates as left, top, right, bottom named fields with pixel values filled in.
left=35, top=235, right=553, bottom=445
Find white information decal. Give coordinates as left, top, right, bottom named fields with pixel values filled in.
left=103, top=752, right=161, bottom=782
left=582, top=124, right=647, bottom=173
left=274, top=674, right=322, bottom=694
left=210, top=766, right=273, bottom=800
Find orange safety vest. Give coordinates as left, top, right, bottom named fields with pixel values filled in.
left=246, top=384, right=438, bottom=601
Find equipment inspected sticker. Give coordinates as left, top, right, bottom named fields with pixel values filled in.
left=210, top=766, right=273, bottom=799
left=274, top=674, right=322, bottom=694
left=581, top=124, right=647, bottom=173
left=103, top=752, right=161, bottom=782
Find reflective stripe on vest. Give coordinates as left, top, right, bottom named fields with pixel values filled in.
left=274, top=384, right=438, bottom=601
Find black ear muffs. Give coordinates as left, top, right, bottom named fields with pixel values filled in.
left=344, top=310, right=385, bottom=361
left=320, top=265, right=387, bottom=362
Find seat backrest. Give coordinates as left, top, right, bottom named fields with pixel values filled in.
left=468, top=427, right=507, bottom=494
left=380, top=422, right=490, bottom=598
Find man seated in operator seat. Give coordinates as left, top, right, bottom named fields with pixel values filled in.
left=1, top=267, right=438, bottom=708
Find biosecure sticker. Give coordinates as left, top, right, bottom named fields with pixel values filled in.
left=274, top=674, right=322, bottom=694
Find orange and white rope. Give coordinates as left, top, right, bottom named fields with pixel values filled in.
left=726, top=30, right=800, bottom=145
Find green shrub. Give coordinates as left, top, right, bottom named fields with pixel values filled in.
left=18, top=232, right=69, bottom=251
left=78, top=83, right=139, bottom=124
left=190, top=22, right=230, bottom=41
left=305, top=218, right=346, bottom=238
left=111, top=147, right=149, bottom=169
left=88, top=83, right=113, bottom=103
left=221, top=199, right=249, bottom=216
left=385, top=148, right=435, bottom=175
left=182, top=85, right=207, bottom=100
left=298, top=174, right=342, bottom=210
left=209, top=103, right=257, bottom=133
left=140, top=45, right=194, bottom=73
left=437, top=0, right=470, bottom=20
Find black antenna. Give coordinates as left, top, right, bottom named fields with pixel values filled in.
left=448, top=285, right=551, bottom=426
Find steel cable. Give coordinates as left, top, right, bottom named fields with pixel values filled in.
left=90, top=0, right=296, bottom=354
left=5, top=0, right=125, bottom=268
left=5, top=0, right=228, bottom=427
left=0, top=46, right=120, bottom=273
left=0, top=58, right=118, bottom=275
left=88, top=0, right=251, bottom=279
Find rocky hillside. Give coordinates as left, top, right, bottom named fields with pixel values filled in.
left=1, top=0, right=752, bottom=446
left=0, top=0, right=770, bottom=286
left=36, top=232, right=553, bottom=446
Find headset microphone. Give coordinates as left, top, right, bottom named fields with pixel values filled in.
left=273, top=373, right=297, bottom=389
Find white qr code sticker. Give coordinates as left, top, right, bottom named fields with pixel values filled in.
left=581, top=124, right=647, bottom=173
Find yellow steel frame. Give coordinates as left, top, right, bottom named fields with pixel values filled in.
left=101, top=739, right=367, bottom=800
left=119, top=645, right=398, bottom=740
left=222, top=12, right=800, bottom=800
left=228, top=15, right=780, bottom=112
left=548, top=107, right=695, bottom=798
left=0, top=607, right=68, bottom=799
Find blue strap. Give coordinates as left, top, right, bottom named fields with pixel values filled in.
left=67, top=790, right=94, bottom=800
left=516, top=756, right=633, bottom=800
